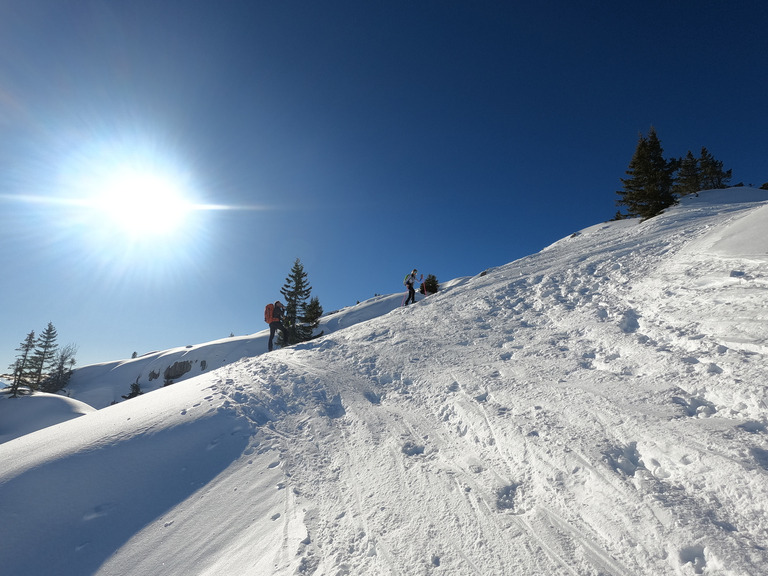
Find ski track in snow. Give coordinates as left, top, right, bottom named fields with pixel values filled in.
left=192, top=196, right=768, bottom=575
left=2, top=190, right=768, bottom=575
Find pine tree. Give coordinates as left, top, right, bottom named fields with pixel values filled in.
left=122, top=379, right=143, bottom=400
left=30, top=322, right=58, bottom=390
left=423, top=274, right=439, bottom=294
left=616, top=127, right=677, bottom=219
left=280, top=259, right=315, bottom=345
left=303, top=296, right=324, bottom=339
left=698, top=147, right=732, bottom=190
left=610, top=211, right=627, bottom=221
left=8, top=331, right=36, bottom=397
left=40, top=344, right=77, bottom=393
left=673, top=150, right=701, bottom=197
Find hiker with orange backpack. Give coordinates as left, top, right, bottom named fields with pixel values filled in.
left=264, top=300, right=288, bottom=352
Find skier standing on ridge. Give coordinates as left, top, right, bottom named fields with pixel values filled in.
left=264, top=300, right=288, bottom=352
left=403, top=269, right=423, bottom=306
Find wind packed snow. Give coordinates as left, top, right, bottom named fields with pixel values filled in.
left=2, top=189, right=768, bottom=576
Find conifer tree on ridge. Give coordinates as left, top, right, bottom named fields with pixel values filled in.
left=673, top=150, right=701, bottom=197
left=616, top=127, right=677, bottom=220
left=8, top=331, right=36, bottom=397
left=698, top=147, right=732, bottom=190
left=280, top=258, right=317, bottom=345
left=304, top=296, right=324, bottom=337
left=31, top=322, right=58, bottom=390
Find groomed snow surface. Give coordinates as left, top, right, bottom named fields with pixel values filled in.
left=2, top=188, right=768, bottom=575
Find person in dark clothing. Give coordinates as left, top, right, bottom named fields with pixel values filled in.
left=403, top=269, right=423, bottom=306
left=265, top=300, right=288, bottom=351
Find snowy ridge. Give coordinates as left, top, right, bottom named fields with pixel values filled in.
left=60, top=278, right=470, bottom=410
left=1, top=188, right=768, bottom=575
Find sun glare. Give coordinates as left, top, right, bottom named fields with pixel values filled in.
left=53, top=133, right=209, bottom=257
left=26, top=132, right=264, bottom=271
left=96, top=170, right=192, bottom=237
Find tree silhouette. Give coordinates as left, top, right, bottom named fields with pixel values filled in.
left=698, top=147, right=732, bottom=190
left=8, top=331, right=36, bottom=397
left=616, top=127, right=677, bottom=219
left=280, top=258, right=317, bottom=345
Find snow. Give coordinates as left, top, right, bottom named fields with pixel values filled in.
left=2, top=188, right=768, bottom=575
left=0, top=391, right=95, bottom=444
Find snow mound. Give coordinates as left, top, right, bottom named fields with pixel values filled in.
left=687, top=202, right=768, bottom=258
left=0, top=391, right=95, bottom=444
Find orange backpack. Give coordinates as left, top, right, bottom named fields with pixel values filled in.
left=264, top=303, right=275, bottom=324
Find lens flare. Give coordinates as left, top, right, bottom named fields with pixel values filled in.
left=1, top=129, right=272, bottom=287
left=94, top=169, right=192, bottom=237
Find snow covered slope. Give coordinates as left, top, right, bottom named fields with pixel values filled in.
left=58, top=289, right=427, bottom=409
left=0, top=391, right=95, bottom=444
left=1, top=188, right=768, bottom=576
left=53, top=278, right=471, bottom=411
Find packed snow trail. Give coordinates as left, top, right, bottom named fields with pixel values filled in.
left=1, top=189, right=767, bottom=575
left=214, top=191, right=767, bottom=575
left=157, top=190, right=766, bottom=575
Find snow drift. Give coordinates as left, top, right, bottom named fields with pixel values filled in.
left=1, top=188, right=768, bottom=576
left=0, top=392, right=95, bottom=444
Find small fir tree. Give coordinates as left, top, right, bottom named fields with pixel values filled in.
left=423, top=274, right=439, bottom=294
left=303, top=296, right=325, bottom=339
left=673, top=150, right=701, bottom=197
left=8, top=331, right=36, bottom=397
left=280, top=258, right=315, bottom=345
left=616, top=127, right=677, bottom=220
left=698, top=147, right=732, bottom=190
left=30, top=322, right=58, bottom=390
left=40, top=344, right=77, bottom=393
left=122, top=379, right=144, bottom=400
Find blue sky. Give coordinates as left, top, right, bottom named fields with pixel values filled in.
left=1, top=1, right=767, bottom=369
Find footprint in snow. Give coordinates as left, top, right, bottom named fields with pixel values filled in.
left=618, top=309, right=640, bottom=333
left=402, top=441, right=425, bottom=456
left=603, top=442, right=643, bottom=477
left=749, top=447, right=768, bottom=471
left=738, top=421, right=767, bottom=434
left=679, top=545, right=706, bottom=574
left=672, top=396, right=716, bottom=417
left=495, top=483, right=519, bottom=511
left=706, top=363, right=723, bottom=374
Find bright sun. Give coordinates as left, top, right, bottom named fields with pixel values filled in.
left=41, top=135, right=223, bottom=268
left=95, top=169, right=192, bottom=238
